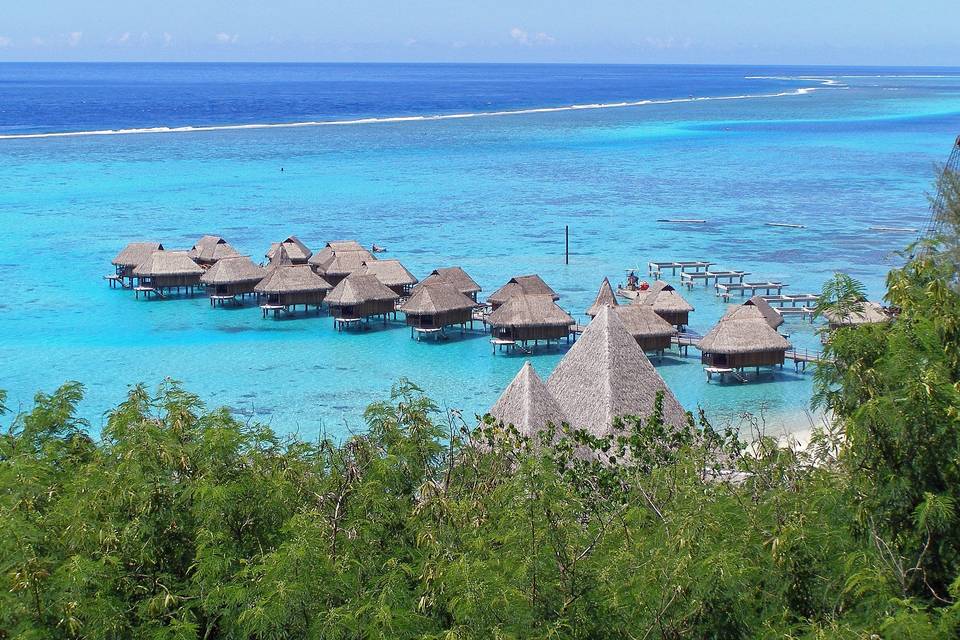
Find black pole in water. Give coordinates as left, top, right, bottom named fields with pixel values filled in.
left=565, top=225, right=569, bottom=265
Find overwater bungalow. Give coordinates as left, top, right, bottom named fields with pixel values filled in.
left=615, top=304, right=677, bottom=355
left=110, top=242, right=163, bottom=286
left=823, top=300, right=890, bottom=330
left=311, top=250, right=374, bottom=287
left=327, top=240, right=366, bottom=252
left=254, top=261, right=332, bottom=317
left=487, top=275, right=559, bottom=310
left=487, top=293, right=574, bottom=350
left=697, top=312, right=792, bottom=371
left=489, top=361, right=568, bottom=438
left=199, top=255, right=266, bottom=306
left=399, top=281, right=476, bottom=339
left=586, top=277, right=618, bottom=318
left=359, top=259, right=418, bottom=296
left=309, top=241, right=375, bottom=270
left=187, top=235, right=239, bottom=266
left=546, top=306, right=689, bottom=435
left=631, top=280, right=694, bottom=328
left=265, top=236, right=312, bottom=264
left=325, top=273, right=400, bottom=330
left=132, top=251, right=204, bottom=298
left=414, top=267, right=482, bottom=302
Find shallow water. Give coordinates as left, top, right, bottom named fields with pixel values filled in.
left=1, top=64, right=958, bottom=436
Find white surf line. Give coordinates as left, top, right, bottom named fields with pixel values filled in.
left=0, top=80, right=830, bottom=141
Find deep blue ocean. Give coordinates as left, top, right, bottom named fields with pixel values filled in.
left=1, top=63, right=959, bottom=437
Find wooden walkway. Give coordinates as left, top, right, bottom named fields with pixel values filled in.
left=716, top=281, right=786, bottom=299
left=681, top=270, right=749, bottom=288
left=648, top=260, right=712, bottom=278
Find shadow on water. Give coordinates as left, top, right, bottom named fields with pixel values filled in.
left=404, top=329, right=489, bottom=346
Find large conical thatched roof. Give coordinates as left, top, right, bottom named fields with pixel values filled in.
left=188, top=235, right=240, bottom=263
left=547, top=306, right=688, bottom=435
left=113, top=242, right=163, bottom=267
left=266, top=236, right=312, bottom=263
left=415, top=267, right=482, bottom=296
left=487, top=293, right=573, bottom=328
left=200, top=255, right=266, bottom=285
left=326, top=273, right=399, bottom=306
left=489, top=361, right=568, bottom=437
left=632, top=280, right=694, bottom=313
left=488, top=275, right=559, bottom=307
left=133, top=251, right=204, bottom=277
left=697, top=315, right=791, bottom=355
left=615, top=304, right=677, bottom=339
left=359, top=259, right=418, bottom=288
left=400, top=281, right=475, bottom=315
left=823, top=300, right=890, bottom=326
left=737, top=296, right=784, bottom=328
left=254, top=264, right=331, bottom=294
left=586, top=277, right=619, bottom=317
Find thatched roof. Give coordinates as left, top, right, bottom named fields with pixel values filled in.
left=112, top=242, right=163, bottom=267
left=400, top=281, right=475, bottom=315
left=188, top=235, right=239, bottom=263
left=615, top=304, right=677, bottom=339
left=326, top=274, right=399, bottom=306
left=586, top=277, right=619, bottom=317
left=546, top=306, right=689, bottom=435
left=266, top=236, right=312, bottom=262
left=200, top=256, right=266, bottom=285
left=740, top=296, right=784, bottom=329
left=315, top=250, right=373, bottom=278
left=488, top=275, right=559, bottom=307
left=326, top=240, right=366, bottom=252
left=823, top=301, right=890, bottom=326
left=416, top=267, right=482, bottom=296
left=697, top=314, right=791, bottom=355
left=631, top=280, right=694, bottom=313
left=133, top=251, right=204, bottom=277
left=489, top=362, right=568, bottom=437
left=487, top=293, right=573, bottom=328
left=254, top=264, right=331, bottom=294
left=359, top=259, right=418, bottom=288
left=308, top=246, right=375, bottom=271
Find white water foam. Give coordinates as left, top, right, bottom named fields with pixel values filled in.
left=0, top=78, right=836, bottom=141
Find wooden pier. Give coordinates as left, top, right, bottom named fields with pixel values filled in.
left=716, top=281, right=786, bottom=299
left=648, top=260, right=712, bottom=278
left=785, top=348, right=830, bottom=371
left=760, top=293, right=820, bottom=307
left=681, top=270, right=749, bottom=289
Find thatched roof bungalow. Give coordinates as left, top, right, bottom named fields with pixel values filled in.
left=188, top=235, right=239, bottom=266
left=399, top=281, right=475, bottom=334
left=311, top=250, right=375, bottom=287
left=326, top=240, right=366, bottom=252
left=359, top=259, right=418, bottom=296
left=112, top=242, right=163, bottom=278
left=487, top=293, right=573, bottom=345
left=631, top=280, right=694, bottom=328
left=489, top=361, right=568, bottom=438
left=415, top=267, right=482, bottom=302
left=266, top=236, right=312, bottom=264
left=254, top=263, right=331, bottom=314
left=326, top=273, right=399, bottom=325
left=487, top=275, right=559, bottom=310
left=697, top=312, right=792, bottom=369
left=133, top=251, right=204, bottom=295
left=615, top=304, right=677, bottom=353
left=823, top=300, right=890, bottom=330
left=546, top=306, right=689, bottom=436
left=199, top=256, right=266, bottom=302
left=586, top=277, right=618, bottom=318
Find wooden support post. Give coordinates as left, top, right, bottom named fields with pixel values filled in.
left=565, top=225, right=569, bottom=265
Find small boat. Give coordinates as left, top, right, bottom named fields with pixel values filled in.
left=869, top=226, right=918, bottom=233
left=371, top=244, right=387, bottom=253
